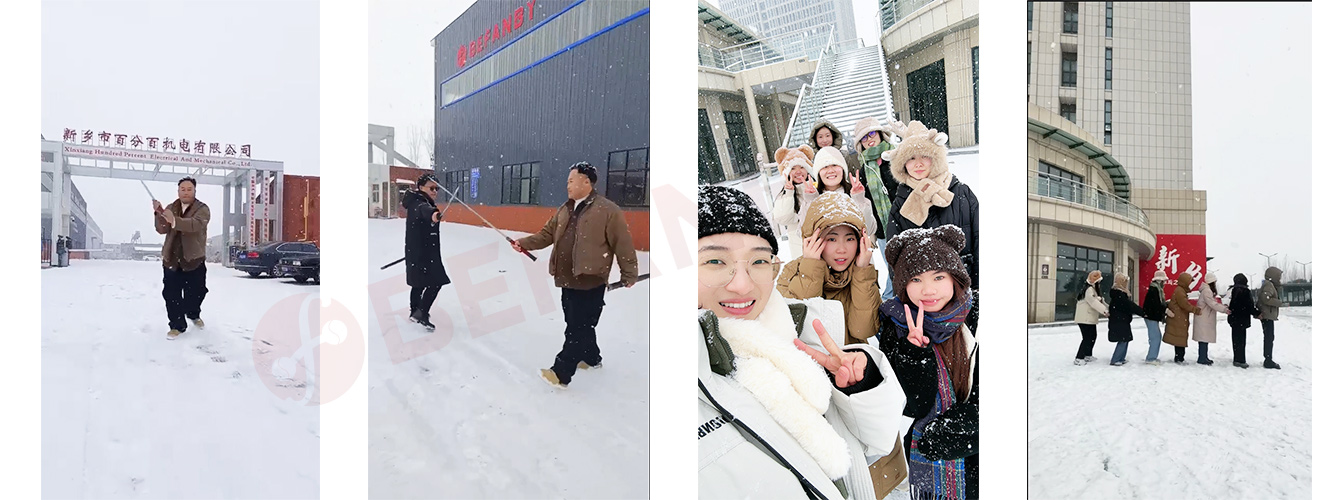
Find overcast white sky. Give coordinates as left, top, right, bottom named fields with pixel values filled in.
left=368, top=0, right=473, bottom=166
left=42, top=0, right=318, bottom=244
left=1191, top=2, right=1311, bottom=283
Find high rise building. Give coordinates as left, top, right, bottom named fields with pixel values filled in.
left=1025, top=2, right=1206, bottom=322
left=719, top=0, right=859, bottom=48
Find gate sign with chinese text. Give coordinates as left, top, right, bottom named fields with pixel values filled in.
left=62, top=128, right=250, bottom=158
left=1139, top=234, right=1207, bottom=304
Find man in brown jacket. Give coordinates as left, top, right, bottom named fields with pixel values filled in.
left=154, top=177, right=211, bottom=339
left=512, top=162, right=639, bottom=388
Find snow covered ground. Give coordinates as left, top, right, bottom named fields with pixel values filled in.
left=367, top=219, right=650, bottom=499
left=42, top=260, right=320, bottom=499
left=1028, top=308, right=1312, bottom=499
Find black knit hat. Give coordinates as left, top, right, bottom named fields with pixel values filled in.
left=698, top=185, right=778, bottom=255
left=887, top=225, right=971, bottom=302
left=1234, top=273, right=1248, bottom=286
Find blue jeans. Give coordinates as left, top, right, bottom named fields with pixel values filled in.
left=1111, top=341, right=1129, bottom=364
left=878, top=238, right=894, bottom=302
left=1144, top=319, right=1162, bottom=361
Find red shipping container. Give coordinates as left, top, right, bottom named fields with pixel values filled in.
left=283, top=174, right=321, bottom=247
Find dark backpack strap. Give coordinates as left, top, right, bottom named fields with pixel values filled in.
left=699, top=311, right=735, bottom=376
left=699, top=379, right=829, bottom=500
left=788, top=303, right=808, bottom=337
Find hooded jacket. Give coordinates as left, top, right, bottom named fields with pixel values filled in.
left=776, top=192, right=881, bottom=345
left=697, top=295, right=904, bottom=500
left=1191, top=279, right=1230, bottom=343
left=1228, top=274, right=1258, bottom=329
left=1257, top=266, right=1284, bottom=321
left=809, top=120, right=861, bottom=175
left=1163, top=273, right=1198, bottom=347
left=1107, top=287, right=1146, bottom=342
left=402, top=189, right=451, bottom=288
left=885, top=129, right=979, bottom=289
left=772, top=146, right=820, bottom=260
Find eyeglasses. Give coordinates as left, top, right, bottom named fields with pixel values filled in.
left=699, top=257, right=782, bottom=288
left=426, top=185, right=439, bottom=192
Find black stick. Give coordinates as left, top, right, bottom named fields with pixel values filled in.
left=380, top=257, right=405, bottom=270
left=607, top=273, right=652, bottom=291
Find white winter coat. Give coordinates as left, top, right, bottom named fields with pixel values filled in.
left=1074, top=285, right=1108, bottom=325
left=1191, top=282, right=1230, bottom=343
left=698, top=292, right=906, bottom=500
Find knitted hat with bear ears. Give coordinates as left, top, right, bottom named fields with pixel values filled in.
left=886, top=225, right=971, bottom=303
left=881, top=121, right=950, bottom=185
left=774, top=144, right=815, bottom=179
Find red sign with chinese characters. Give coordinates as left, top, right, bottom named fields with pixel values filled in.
left=61, top=128, right=250, bottom=158
left=456, top=0, right=536, bottom=68
left=1139, top=234, right=1208, bottom=304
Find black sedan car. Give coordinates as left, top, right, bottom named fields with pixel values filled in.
left=234, top=241, right=319, bottom=278
left=279, top=254, right=319, bottom=284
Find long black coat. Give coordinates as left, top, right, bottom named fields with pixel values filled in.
left=887, top=175, right=979, bottom=288
left=1107, top=288, right=1146, bottom=342
left=1141, top=284, right=1167, bottom=323
left=1227, top=285, right=1258, bottom=329
left=403, top=189, right=451, bottom=288
left=879, top=317, right=978, bottom=499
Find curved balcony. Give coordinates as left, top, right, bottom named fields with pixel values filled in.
left=1028, top=171, right=1156, bottom=257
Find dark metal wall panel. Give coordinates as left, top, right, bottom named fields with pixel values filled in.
left=435, top=13, right=649, bottom=209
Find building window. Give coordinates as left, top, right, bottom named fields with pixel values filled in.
left=1027, top=1, right=1033, bottom=31
left=1060, top=102, right=1076, bottom=123
left=606, top=147, right=650, bottom=207
left=1026, top=42, right=1031, bottom=86
left=1105, top=2, right=1113, bottom=37
left=1061, top=51, right=1077, bottom=88
left=444, top=169, right=470, bottom=200
left=972, top=46, right=979, bottom=144
left=1062, top=2, right=1079, bottom=34
left=698, top=109, right=725, bottom=184
left=501, top=162, right=540, bottom=205
left=1054, top=243, right=1114, bottom=321
left=1105, top=48, right=1113, bottom=90
left=1104, top=100, right=1112, bottom=145
left=370, top=184, right=379, bottom=203
left=42, top=151, right=55, bottom=163
left=1039, top=161, right=1083, bottom=184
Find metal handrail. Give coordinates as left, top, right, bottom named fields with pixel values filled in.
left=891, top=0, right=938, bottom=26
left=714, top=24, right=834, bottom=72
left=781, top=29, right=837, bottom=147
left=1029, top=172, right=1150, bottom=227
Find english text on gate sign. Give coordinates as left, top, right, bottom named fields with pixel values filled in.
left=61, top=128, right=250, bottom=158
left=62, top=143, right=258, bottom=169
left=457, top=0, right=536, bottom=68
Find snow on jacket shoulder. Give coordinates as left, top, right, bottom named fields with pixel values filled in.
left=698, top=294, right=904, bottom=500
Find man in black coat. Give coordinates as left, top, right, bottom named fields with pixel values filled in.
left=403, top=173, right=452, bottom=330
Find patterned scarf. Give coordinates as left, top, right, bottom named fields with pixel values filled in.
left=861, top=142, right=895, bottom=228
left=879, top=291, right=973, bottom=345
left=907, top=347, right=967, bottom=500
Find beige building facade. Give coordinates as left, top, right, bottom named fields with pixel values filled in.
left=1026, top=2, right=1206, bottom=323
left=880, top=0, right=979, bottom=148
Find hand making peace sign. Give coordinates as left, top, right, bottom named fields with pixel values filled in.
left=793, top=319, right=868, bottom=388
left=904, top=304, right=931, bottom=347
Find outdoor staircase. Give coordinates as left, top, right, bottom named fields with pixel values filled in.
left=785, top=42, right=896, bottom=149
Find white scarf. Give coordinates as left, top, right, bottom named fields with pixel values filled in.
left=716, top=289, right=852, bottom=479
